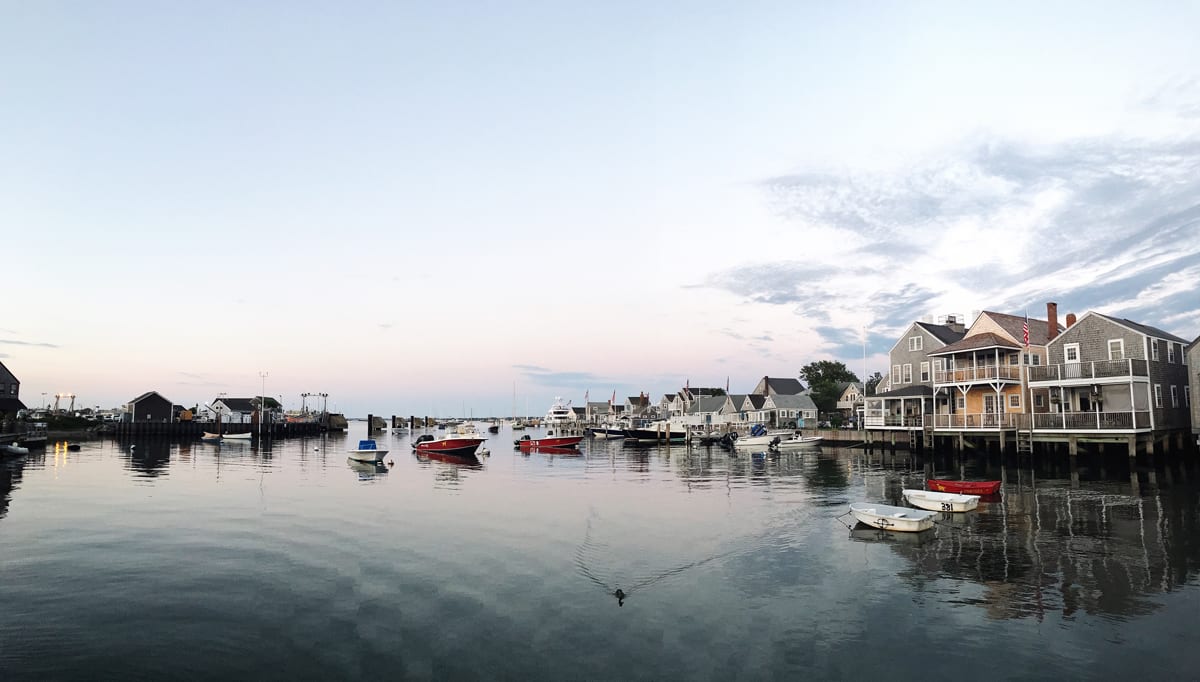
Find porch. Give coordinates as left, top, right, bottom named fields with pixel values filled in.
left=1028, top=358, right=1148, bottom=384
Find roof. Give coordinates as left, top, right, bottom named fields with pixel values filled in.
left=0, top=397, right=27, bottom=414
left=571, top=406, right=585, bottom=415
left=876, top=385, right=933, bottom=398
left=130, top=391, right=171, bottom=404
left=686, top=396, right=728, bottom=414
left=930, top=332, right=1022, bottom=355
left=768, top=394, right=818, bottom=410
left=746, top=395, right=767, bottom=409
left=983, top=311, right=1061, bottom=347
left=759, top=377, right=804, bottom=395
left=1092, top=312, right=1190, bottom=344
left=215, top=397, right=257, bottom=412
left=836, top=381, right=863, bottom=393
left=914, top=321, right=967, bottom=346
left=0, top=360, right=18, bottom=384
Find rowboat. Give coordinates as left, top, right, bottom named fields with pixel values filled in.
left=926, top=479, right=1001, bottom=495
left=347, top=439, right=389, bottom=463
left=902, top=489, right=980, bottom=513
left=774, top=435, right=823, bottom=450
left=222, top=432, right=253, bottom=441
left=201, top=432, right=222, bottom=441
left=412, top=433, right=484, bottom=458
left=849, top=502, right=936, bottom=533
left=514, top=434, right=584, bottom=451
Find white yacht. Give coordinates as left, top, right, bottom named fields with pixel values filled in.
left=544, top=397, right=573, bottom=426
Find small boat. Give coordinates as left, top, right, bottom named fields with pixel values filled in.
left=487, top=423, right=500, bottom=434
left=590, top=427, right=626, bottom=440
left=201, top=432, right=222, bottom=441
left=222, top=432, right=253, bottom=441
left=849, top=502, right=936, bottom=533
left=66, top=443, right=82, bottom=451
left=412, top=433, right=484, bottom=458
left=727, top=424, right=780, bottom=450
left=348, top=439, right=389, bottom=462
left=514, top=434, right=584, bottom=451
left=688, top=428, right=724, bottom=444
left=623, top=421, right=687, bottom=444
left=773, top=434, right=823, bottom=450
left=902, top=489, right=980, bottom=513
left=2, top=443, right=30, bottom=456
left=926, top=479, right=1001, bottom=495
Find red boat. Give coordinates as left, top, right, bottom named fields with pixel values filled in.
left=514, top=435, right=584, bottom=451
left=412, top=433, right=484, bottom=458
left=926, top=479, right=1002, bottom=495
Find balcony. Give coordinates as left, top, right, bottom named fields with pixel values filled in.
left=933, top=365, right=1023, bottom=384
left=1032, top=410, right=1151, bottom=431
left=1028, top=359, right=1148, bottom=383
left=929, top=412, right=1020, bottom=430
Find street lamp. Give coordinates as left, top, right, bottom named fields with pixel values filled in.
left=259, top=371, right=268, bottom=438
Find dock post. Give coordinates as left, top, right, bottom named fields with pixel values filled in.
left=1068, top=436, right=1078, bottom=457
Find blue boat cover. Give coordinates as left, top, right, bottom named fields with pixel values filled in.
left=358, top=439, right=376, bottom=450
left=750, top=424, right=767, bottom=437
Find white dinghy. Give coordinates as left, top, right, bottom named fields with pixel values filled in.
left=902, top=489, right=979, bottom=513
left=849, top=502, right=936, bottom=533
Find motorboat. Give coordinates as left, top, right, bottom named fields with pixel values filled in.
left=925, top=479, right=1001, bottom=495
left=348, top=439, right=389, bottom=463
left=412, top=433, right=484, bottom=458
left=688, top=428, right=724, bottom=444
left=623, top=421, right=686, bottom=445
left=544, top=398, right=573, bottom=426
left=849, top=502, right=936, bottom=533
left=902, top=489, right=979, bottom=513
left=589, top=427, right=626, bottom=440
left=2, top=443, right=29, bottom=457
left=514, top=434, right=584, bottom=451
left=774, top=434, right=823, bottom=450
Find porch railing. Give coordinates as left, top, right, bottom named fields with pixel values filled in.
left=933, top=365, right=1023, bottom=383
left=1031, top=410, right=1151, bottom=431
left=929, top=413, right=1020, bottom=430
left=1028, top=359, right=1149, bottom=383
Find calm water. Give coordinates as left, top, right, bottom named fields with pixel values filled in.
left=2, top=424, right=1199, bottom=680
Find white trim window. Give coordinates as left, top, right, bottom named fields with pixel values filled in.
left=934, top=358, right=946, bottom=372
left=1170, top=385, right=1178, bottom=408
left=902, top=364, right=912, bottom=384
left=908, top=336, right=923, bottom=351
left=1064, top=343, right=1080, bottom=363
left=1154, top=384, right=1162, bottom=408
left=892, top=365, right=901, bottom=385
left=956, top=395, right=965, bottom=410
left=1009, top=394, right=1021, bottom=409
left=1108, top=339, right=1124, bottom=361
left=1168, top=343, right=1176, bottom=363
left=1035, top=393, right=1045, bottom=408
left=1151, top=340, right=1160, bottom=362
left=920, top=362, right=930, bottom=382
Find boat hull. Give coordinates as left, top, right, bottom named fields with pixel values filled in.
left=623, top=426, right=686, bottom=444
left=348, top=449, right=389, bottom=463
left=414, top=438, right=484, bottom=458
left=849, top=503, right=936, bottom=532
left=222, top=433, right=253, bottom=441
left=516, top=435, right=584, bottom=451
left=926, top=479, right=1001, bottom=495
left=731, top=434, right=779, bottom=449
left=902, top=489, right=979, bottom=513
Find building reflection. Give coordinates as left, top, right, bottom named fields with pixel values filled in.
left=118, top=438, right=173, bottom=478
left=0, top=457, right=27, bottom=521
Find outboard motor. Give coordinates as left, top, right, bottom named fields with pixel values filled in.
left=513, top=434, right=532, bottom=446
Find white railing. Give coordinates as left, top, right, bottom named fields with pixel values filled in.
left=930, top=413, right=1021, bottom=430
left=1028, top=359, right=1148, bottom=383
left=1031, top=411, right=1151, bottom=431
left=933, top=365, right=1023, bottom=383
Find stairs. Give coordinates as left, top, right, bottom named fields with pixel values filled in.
left=1016, top=429, right=1034, bottom=455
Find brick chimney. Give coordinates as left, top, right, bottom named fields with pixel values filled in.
left=1046, top=302, right=1059, bottom=342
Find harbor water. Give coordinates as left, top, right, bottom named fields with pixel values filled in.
left=2, top=424, right=1198, bottom=680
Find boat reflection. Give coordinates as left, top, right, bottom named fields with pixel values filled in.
left=413, top=451, right=482, bottom=468
left=528, top=446, right=583, bottom=457
left=347, top=458, right=389, bottom=480
left=848, top=527, right=935, bottom=546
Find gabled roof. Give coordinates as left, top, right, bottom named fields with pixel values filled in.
left=930, top=332, right=1021, bottom=355
left=1091, top=312, right=1190, bottom=344
left=914, top=321, right=967, bottom=346
left=0, top=360, right=18, bottom=384
left=758, top=377, right=804, bottom=395
left=215, top=397, right=257, bottom=412
left=981, top=311, right=1061, bottom=347
left=836, top=381, right=863, bottom=393
left=130, top=391, right=171, bottom=404
left=571, top=406, right=586, bottom=415
left=626, top=396, right=649, bottom=407
left=767, top=394, right=818, bottom=411
left=686, top=396, right=728, bottom=414
left=746, top=395, right=767, bottom=409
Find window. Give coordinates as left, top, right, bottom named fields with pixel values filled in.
left=1168, top=343, right=1175, bottom=363
left=1009, top=354, right=1019, bottom=365
left=1035, top=394, right=1045, bottom=408
left=1154, top=384, right=1162, bottom=408
left=1022, top=352, right=1041, bottom=366
left=902, top=364, right=912, bottom=383
left=908, top=336, right=923, bottom=351
left=1151, top=340, right=1160, bottom=361
left=920, top=362, right=930, bottom=382
left=934, top=358, right=946, bottom=372
left=1108, top=339, right=1124, bottom=360
left=892, top=365, right=901, bottom=385
left=956, top=395, right=965, bottom=410
left=1064, top=344, right=1080, bottom=363
left=1009, top=394, right=1021, bottom=408
left=1170, top=385, right=1178, bottom=408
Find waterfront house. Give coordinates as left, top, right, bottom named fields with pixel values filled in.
left=127, top=391, right=175, bottom=422
left=717, top=394, right=749, bottom=425
left=927, top=303, right=1063, bottom=441
left=763, top=393, right=819, bottom=428
left=1028, top=311, right=1192, bottom=450
left=0, top=360, right=27, bottom=417
left=211, top=397, right=256, bottom=424
left=866, top=316, right=967, bottom=431
left=571, top=406, right=586, bottom=423
left=1187, top=336, right=1199, bottom=446
left=751, top=376, right=805, bottom=397
left=585, top=401, right=611, bottom=424
left=834, top=382, right=866, bottom=422
left=625, top=394, right=652, bottom=418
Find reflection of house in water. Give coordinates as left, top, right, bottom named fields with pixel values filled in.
left=122, top=440, right=173, bottom=478
left=883, top=478, right=1200, bottom=621
left=0, top=459, right=27, bottom=521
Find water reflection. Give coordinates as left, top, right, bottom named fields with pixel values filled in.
left=0, top=456, right=27, bottom=521
left=119, top=439, right=172, bottom=478
left=347, top=459, right=389, bottom=480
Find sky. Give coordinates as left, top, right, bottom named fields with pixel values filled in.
left=3, top=1, right=1199, bottom=417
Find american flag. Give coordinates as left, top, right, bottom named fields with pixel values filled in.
left=1023, top=315, right=1029, bottom=347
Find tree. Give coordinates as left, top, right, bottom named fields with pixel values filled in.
left=798, top=361, right=860, bottom=414
left=864, top=371, right=884, bottom=395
